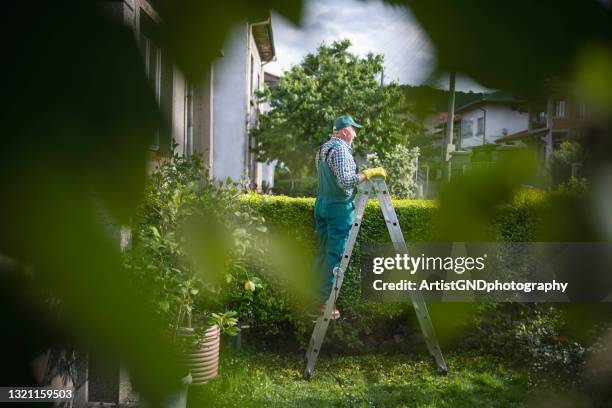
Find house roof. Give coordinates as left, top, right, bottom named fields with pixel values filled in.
left=264, top=71, right=280, bottom=84
left=496, top=127, right=549, bottom=142
left=455, top=91, right=526, bottom=113
left=251, top=17, right=275, bottom=63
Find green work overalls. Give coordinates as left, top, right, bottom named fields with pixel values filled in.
left=313, top=143, right=356, bottom=302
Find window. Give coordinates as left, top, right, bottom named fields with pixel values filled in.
left=141, top=35, right=161, bottom=103
left=476, top=116, right=484, bottom=135
left=554, top=100, right=567, bottom=118
left=140, top=11, right=163, bottom=149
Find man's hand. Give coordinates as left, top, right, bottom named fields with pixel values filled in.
left=361, top=167, right=387, bottom=180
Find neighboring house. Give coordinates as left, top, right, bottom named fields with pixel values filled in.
left=422, top=92, right=530, bottom=186
left=104, top=0, right=276, bottom=189
left=442, top=89, right=587, bottom=183
left=497, top=94, right=588, bottom=167
left=413, top=83, right=588, bottom=190
left=454, top=92, right=529, bottom=149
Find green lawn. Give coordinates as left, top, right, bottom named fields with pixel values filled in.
left=187, top=349, right=556, bottom=407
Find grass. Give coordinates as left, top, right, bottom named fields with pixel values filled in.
left=188, top=348, right=542, bottom=407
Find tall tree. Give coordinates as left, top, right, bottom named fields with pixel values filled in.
left=252, top=39, right=422, bottom=175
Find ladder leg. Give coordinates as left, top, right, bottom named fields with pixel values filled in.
left=303, top=267, right=344, bottom=379
left=303, top=187, right=370, bottom=379
left=373, top=179, right=448, bottom=374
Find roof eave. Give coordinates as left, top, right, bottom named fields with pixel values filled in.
left=251, top=17, right=276, bottom=63
left=498, top=127, right=550, bottom=141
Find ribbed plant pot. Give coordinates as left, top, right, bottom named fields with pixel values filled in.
left=175, top=325, right=220, bottom=385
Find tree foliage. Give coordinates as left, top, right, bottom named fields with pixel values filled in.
left=252, top=39, right=423, bottom=176
left=549, top=141, right=583, bottom=187
left=367, top=144, right=420, bottom=199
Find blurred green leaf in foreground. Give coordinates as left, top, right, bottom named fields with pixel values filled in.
left=0, top=0, right=303, bottom=404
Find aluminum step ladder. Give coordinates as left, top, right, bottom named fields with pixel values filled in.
left=303, top=178, right=448, bottom=379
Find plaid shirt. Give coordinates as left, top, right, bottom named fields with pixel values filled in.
left=316, top=136, right=360, bottom=196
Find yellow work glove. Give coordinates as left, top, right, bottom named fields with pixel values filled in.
left=362, top=167, right=387, bottom=180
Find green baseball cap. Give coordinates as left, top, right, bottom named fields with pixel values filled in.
left=334, top=114, right=363, bottom=131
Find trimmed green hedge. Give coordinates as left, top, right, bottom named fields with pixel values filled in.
left=238, top=191, right=548, bottom=351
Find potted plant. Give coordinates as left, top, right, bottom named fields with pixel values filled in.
left=162, top=239, right=237, bottom=385
left=125, top=153, right=252, bottom=404
left=178, top=311, right=239, bottom=385
left=159, top=286, right=238, bottom=404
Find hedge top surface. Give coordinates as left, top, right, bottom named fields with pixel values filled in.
left=239, top=189, right=546, bottom=211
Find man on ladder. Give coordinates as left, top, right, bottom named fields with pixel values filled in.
left=305, top=115, right=448, bottom=380
left=311, top=114, right=386, bottom=319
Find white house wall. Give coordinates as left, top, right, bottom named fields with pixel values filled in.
left=460, top=104, right=528, bottom=148
left=486, top=105, right=528, bottom=139
left=212, top=23, right=250, bottom=182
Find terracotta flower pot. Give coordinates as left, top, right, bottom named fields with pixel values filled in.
left=175, top=325, right=220, bottom=385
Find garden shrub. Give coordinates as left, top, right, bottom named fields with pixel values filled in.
left=556, top=176, right=589, bottom=195
left=125, top=153, right=268, bottom=335
left=465, top=303, right=588, bottom=386
left=549, top=141, right=583, bottom=187
left=239, top=190, right=551, bottom=352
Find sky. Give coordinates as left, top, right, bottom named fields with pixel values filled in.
left=266, top=0, right=489, bottom=92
